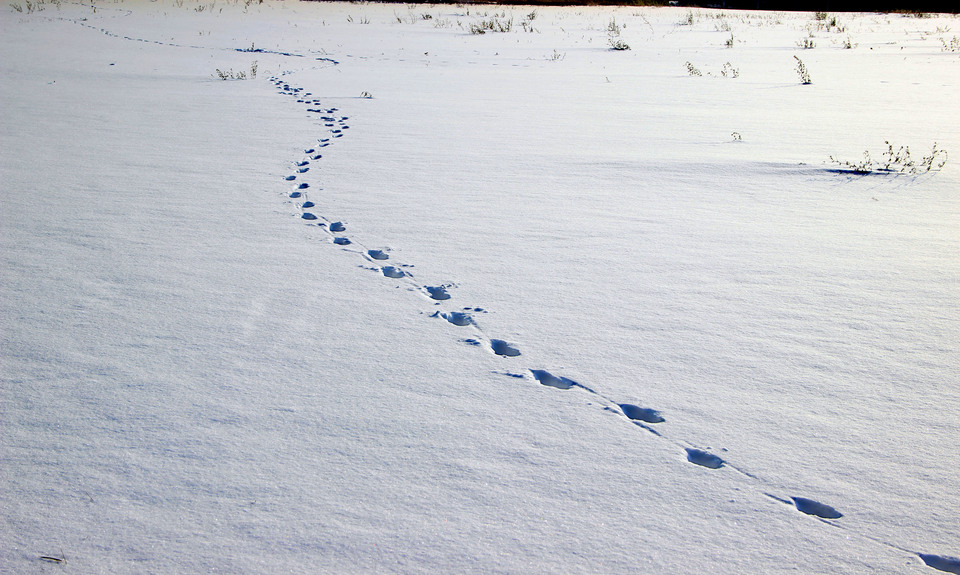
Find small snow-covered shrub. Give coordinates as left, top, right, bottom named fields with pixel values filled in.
left=606, top=17, right=630, bottom=50
left=214, top=68, right=246, bottom=80
left=794, top=56, right=811, bottom=84
left=609, top=37, right=630, bottom=50
left=17, top=0, right=42, bottom=12
left=829, top=142, right=948, bottom=175
left=607, top=17, right=623, bottom=35
left=470, top=16, right=512, bottom=35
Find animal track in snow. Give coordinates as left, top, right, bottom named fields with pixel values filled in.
left=425, top=286, right=451, bottom=301
left=381, top=266, right=405, bottom=278
left=440, top=311, right=473, bottom=326
left=529, top=369, right=578, bottom=389
left=919, top=554, right=960, bottom=575
left=791, top=497, right=843, bottom=519
left=263, top=74, right=957, bottom=575
left=619, top=404, right=665, bottom=424
left=685, top=448, right=725, bottom=469
left=490, top=339, right=521, bottom=357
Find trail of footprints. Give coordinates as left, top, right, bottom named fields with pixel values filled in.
left=272, top=76, right=958, bottom=574
left=51, top=12, right=955, bottom=571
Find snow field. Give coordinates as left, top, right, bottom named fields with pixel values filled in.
left=2, top=1, right=959, bottom=573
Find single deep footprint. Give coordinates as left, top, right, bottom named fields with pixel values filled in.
left=530, top=369, right=577, bottom=389
left=368, top=249, right=389, bottom=260
left=302, top=213, right=317, bottom=220
left=426, top=286, right=451, bottom=301
left=382, top=266, right=405, bottom=278
left=441, top=311, right=473, bottom=326
left=329, top=222, right=346, bottom=232
left=919, top=554, right=960, bottom=574
left=619, top=404, right=665, bottom=424
left=301, top=201, right=315, bottom=208
left=491, top=339, right=521, bottom=357
left=686, top=448, right=724, bottom=469
left=333, top=237, right=351, bottom=245
left=791, top=497, right=842, bottom=519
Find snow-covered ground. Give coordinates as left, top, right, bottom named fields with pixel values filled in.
left=2, top=1, right=959, bottom=572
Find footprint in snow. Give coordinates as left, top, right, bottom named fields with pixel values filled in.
left=298, top=183, right=309, bottom=189
left=686, top=448, right=724, bottom=469
left=301, top=201, right=315, bottom=208
left=791, top=497, right=842, bottom=519
left=329, top=222, right=346, bottom=232
left=289, top=191, right=302, bottom=198
left=919, top=554, right=960, bottom=574
left=297, top=161, right=309, bottom=167
left=426, top=286, right=451, bottom=301
left=304, top=148, right=315, bottom=154
left=333, top=237, right=351, bottom=246
left=298, top=167, right=309, bottom=173
left=367, top=249, right=389, bottom=260
left=285, top=175, right=296, bottom=181
left=491, top=339, right=521, bottom=357
left=302, top=213, right=317, bottom=220
left=619, top=404, right=665, bottom=424
left=311, top=154, right=323, bottom=160
left=530, top=369, right=577, bottom=389
left=441, top=311, right=473, bottom=326
left=382, top=266, right=405, bottom=278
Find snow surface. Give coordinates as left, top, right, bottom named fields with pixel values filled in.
left=1, top=1, right=959, bottom=573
